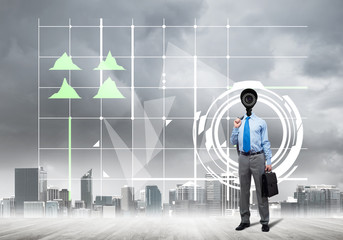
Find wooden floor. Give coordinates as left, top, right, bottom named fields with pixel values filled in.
left=0, top=217, right=342, bottom=240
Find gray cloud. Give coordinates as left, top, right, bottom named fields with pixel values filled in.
left=0, top=0, right=343, bottom=202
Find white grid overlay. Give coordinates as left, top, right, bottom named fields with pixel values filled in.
left=37, top=18, right=308, bottom=202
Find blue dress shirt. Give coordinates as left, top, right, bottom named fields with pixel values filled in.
left=230, top=112, right=272, bottom=165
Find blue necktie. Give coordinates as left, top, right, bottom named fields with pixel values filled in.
left=243, top=116, right=251, bottom=152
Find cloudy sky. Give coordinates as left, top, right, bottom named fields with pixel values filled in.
left=0, top=0, right=343, bottom=203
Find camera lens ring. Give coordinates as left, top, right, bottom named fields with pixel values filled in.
left=242, top=93, right=256, bottom=107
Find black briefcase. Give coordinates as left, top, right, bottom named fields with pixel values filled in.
left=262, top=172, right=279, bottom=198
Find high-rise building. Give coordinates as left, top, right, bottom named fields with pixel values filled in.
left=225, top=173, right=240, bottom=211
left=39, top=167, right=47, bottom=202
left=59, top=189, right=71, bottom=209
left=176, top=181, right=206, bottom=203
left=169, top=189, right=176, bottom=205
left=47, top=186, right=59, bottom=201
left=75, top=200, right=85, bottom=209
left=24, top=201, right=45, bottom=218
left=1, top=197, right=15, bottom=218
left=121, top=185, right=134, bottom=213
left=81, top=169, right=93, bottom=209
left=291, top=185, right=341, bottom=216
left=95, top=196, right=113, bottom=206
left=112, top=196, right=121, bottom=214
left=145, top=185, right=161, bottom=215
left=15, top=167, right=47, bottom=215
left=140, top=189, right=146, bottom=202
left=46, top=201, right=59, bottom=218
left=174, top=182, right=206, bottom=215
left=205, top=173, right=224, bottom=216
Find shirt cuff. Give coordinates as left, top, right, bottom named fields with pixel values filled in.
left=266, top=158, right=271, bottom=165
left=232, top=127, right=239, bottom=134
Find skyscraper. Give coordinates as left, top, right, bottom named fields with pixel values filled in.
left=176, top=181, right=206, bottom=203
left=47, top=186, right=59, bottom=201
left=46, top=201, right=59, bottom=218
left=169, top=189, right=176, bottom=205
left=112, top=196, right=122, bottom=214
left=81, top=169, right=93, bottom=209
left=15, top=167, right=47, bottom=215
left=95, top=196, right=113, bottom=206
left=293, top=184, right=341, bottom=216
left=24, top=201, right=45, bottom=218
left=1, top=197, right=15, bottom=218
left=59, top=189, right=71, bottom=209
left=205, top=173, right=223, bottom=216
left=145, top=185, right=161, bottom=215
left=121, top=185, right=134, bottom=213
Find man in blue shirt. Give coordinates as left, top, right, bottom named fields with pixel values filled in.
left=230, top=89, right=272, bottom=232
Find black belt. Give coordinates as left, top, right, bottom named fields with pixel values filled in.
left=240, top=150, right=263, bottom=156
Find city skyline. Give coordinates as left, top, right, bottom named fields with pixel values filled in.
left=2, top=166, right=343, bottom=218
left=1, top=1, right=343, bottom=206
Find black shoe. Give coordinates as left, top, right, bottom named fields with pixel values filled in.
left=262, top=224, right=270, bottom=232
left=235, top=222, right=250, bottom=231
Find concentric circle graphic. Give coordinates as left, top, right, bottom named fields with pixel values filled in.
left=193, top=81, right=303, bottom=190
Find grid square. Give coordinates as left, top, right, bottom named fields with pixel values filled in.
left=70, top=89, right=100, bottom=117
left=165, top=27, right=194, bottom=55
left=134, top=88, right=163, bottom=118
left=102, top=97, right=131, bottom=118
left=164, top=58, right=194, bottom=88
left=71, top=27, right=99, bottom=56
left=196, top=27, right=227, bottom=56
left=40, top=27, right=69, bottom=56
left=165, top=149, right=194, bottom=178
left=40, top=150, right=68, bottom=179
left=196, top=88, right=227, bottom=114
left=133, top=119, right=163, bottom=148
left=101, top=179, right=129, bottom=197
left=103, top=27, right=131, bottom=56
left=40, top=119, right=68, bottom=148
left=102, top=149, right=132, bottom=180
left=71, top=150, right=101, bottom=179
left=165, top=120, right=194, bottom=148
left=70, top=58, right=102, bottom=87
left=134, top=27, right=163, bottom=56
left=102, top=119, right=132, bottom=148
left=165, top=89, right=194, bottom=117
left=70, top=119, right=100, bottom=148
left=40, top=88, right=69, bottom=117
left=133, top=150, right=163, bottom=178
left=40, top=59, right=69, bottom=87
left=135, top=58, right=163, bottom=87
left=197, top=58, right=227, bottom=88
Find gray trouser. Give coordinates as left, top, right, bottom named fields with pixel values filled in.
left=238, top=153, right=269, bottom=225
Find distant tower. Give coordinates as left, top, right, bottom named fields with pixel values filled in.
left=145, top=185, right=162, bottom=215
left=47, top=186, right=59, bottom=201
left=121, top=185, right=134, bottom=213
left=205, top=173, right=223, bottom=216
left=59, top=189, right=71, bottom=209
left=15, top=167, right=47, bottom=215
left=81, top=169, right=93, bottom=209
left=169, top=189, right=176, bottom=205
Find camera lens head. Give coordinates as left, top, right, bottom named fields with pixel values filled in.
left=240, top=88, right=258, bottom=109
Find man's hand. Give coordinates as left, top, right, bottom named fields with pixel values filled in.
left=265, top=165, right=272, bottom=172
left=234, top=118, right=241, bottom=128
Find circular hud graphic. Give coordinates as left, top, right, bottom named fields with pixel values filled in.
left=193, top=81, right=303, bottom=189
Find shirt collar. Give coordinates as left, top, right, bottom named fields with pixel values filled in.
left=244, top=112, right=256, bottom=119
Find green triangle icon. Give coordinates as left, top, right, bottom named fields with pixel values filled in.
left=50, top=52, right=81, bottom=70
left=49, top=78, right=81, bottom=99
left=93, top=77, right=125, bottom=99
left=94, top=51, right=125, bottom=70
